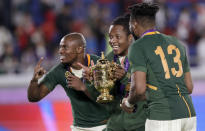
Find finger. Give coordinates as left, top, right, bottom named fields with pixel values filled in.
left=77, top=62, right=87, bottom=69
left=114, top=72, right=123, bottom=78
left=67, top=75, right=75, bottom=80
left=116, top=69, right=126, bottom=75
left=115, top=69, right=125, bottom=75
left=91, top=60, right=94, bottom=66
left=121, top=63, right=125, bottom=68
left=114, top=72, right=124, bottom=77
left=43, top=69, right=46, bottom=74
left=116, top=64, right=123, bottom=68
left=68, top=84, right=73, bottom=88
left=35, top=67, right=43, bottom=75
left=122, top=98, right=127, bottom=103
left=89, top=76, right=93, bottom=81
left=36, top=57, right=44, bottom=67
left=77, top=62, right=90, bottom=72
left=116, top=67, right=125, bottom=71
left=67, top=77, right=72, bottom=81
left=69, top=82, right=73, bottom=87
left=82, top=73, right=89, bottom=79
left=82, top=71, right=88, bottom=76
left=67, top=80, right=73, bottom=86
left=115, top=69, right=124, bottom=74
left=121, top=104, right=134, bottom=113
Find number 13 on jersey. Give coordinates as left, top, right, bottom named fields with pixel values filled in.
left=155, top=44, right=183, bottom=79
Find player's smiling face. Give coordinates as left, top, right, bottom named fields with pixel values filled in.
left=109, top=25, right=130, bottom=56
left=59, top=38, right=77, bottom=64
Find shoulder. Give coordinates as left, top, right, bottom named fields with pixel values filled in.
left=164, top=34, right=187, bottom=50
left=161, top=33, right=181, bottom=45
left=129, top=39, right=144, bottom=51
left=133, top=37, right=150, bottom=46
left=163, top=34, right=179, bottom=43
left=40, top=63, right=63, bottom=81
left=47, top=63, right=64, bottom=74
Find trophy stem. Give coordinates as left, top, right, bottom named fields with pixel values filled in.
left=96, top=88, right=114, bottom=103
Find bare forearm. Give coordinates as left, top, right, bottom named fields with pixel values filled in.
left=29, top=57, right=48, bottom=102
left=184, top=72, right=193, bottom=94
left=128, top=85, right=146, bottom=104
left=27, top=78, right=41, bottom=102
left=128, top=71, right=147, bottom=104
left=128, top=95, right=146, bottom=104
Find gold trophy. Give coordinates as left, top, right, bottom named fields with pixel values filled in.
left=90, top=52, right=117, bottom=103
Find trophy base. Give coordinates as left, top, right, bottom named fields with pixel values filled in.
left=96, top=89, right=114, bottom=103
left=96, top=95, right=113, bottom=103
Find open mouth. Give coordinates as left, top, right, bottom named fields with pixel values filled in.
left=112, top=45, right=119, bottom=50
left=60, top=56, right=66, bottom=61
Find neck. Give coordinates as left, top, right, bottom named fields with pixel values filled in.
left=118, top=53, right=127, bottom=57
left=71, top=54, right=85, bottom=70
left=117, top=48, right=128, bottom=57
left=139, top=26, right=156, bottom=37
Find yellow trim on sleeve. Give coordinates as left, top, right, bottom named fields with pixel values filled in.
left=86, top=54, right=91, bottom=67
left=146, top=84, right=158, bottom=90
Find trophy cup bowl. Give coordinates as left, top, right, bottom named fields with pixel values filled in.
left=90, top=52, right=117, bottom=103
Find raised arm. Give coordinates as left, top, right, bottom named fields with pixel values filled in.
left=27, top=58, right=50, bottom=102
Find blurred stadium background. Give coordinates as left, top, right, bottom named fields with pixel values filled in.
left=0, top=0, right=205, bottom=131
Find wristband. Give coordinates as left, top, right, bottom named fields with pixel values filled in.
left=125, top=99, right=134, bottom=108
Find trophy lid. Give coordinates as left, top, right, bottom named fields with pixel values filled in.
left=101, top=52, right=105, bottom=59
left=98, top=52, right=108, bottom=64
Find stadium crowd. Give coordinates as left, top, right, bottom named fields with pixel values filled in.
left=0, top=0, right=205, bottom=74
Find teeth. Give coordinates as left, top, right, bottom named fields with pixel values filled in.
left=113, top=45, right=119, bottom=49
left=60, top=56, right=65, bottom=59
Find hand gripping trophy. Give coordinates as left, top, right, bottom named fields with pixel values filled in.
left=90, top=52, right=118, bottom=103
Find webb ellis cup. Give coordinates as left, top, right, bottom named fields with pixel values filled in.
left=90, top=52, right=117, bottom=103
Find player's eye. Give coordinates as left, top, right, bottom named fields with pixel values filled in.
left=116, top=35, right=121, bottom=39
left=109, top=36, right=113, bottom=39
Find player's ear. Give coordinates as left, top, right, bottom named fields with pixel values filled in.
left=133, top=19, right=138, bottom=27
left=128, top=34, right=133, bottom=43
left=131, top=19, right=140, bottom=35
left=76, top=46, right=84, bottom=54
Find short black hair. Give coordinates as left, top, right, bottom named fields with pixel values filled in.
left=64, top=32, right=86, bottom=47
left=128, top=3, right=159, bottom=24
left=111, top=13, right=131, bottom=35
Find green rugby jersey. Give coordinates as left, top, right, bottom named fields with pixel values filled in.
left=40, top=54, right=110, bottom=127
left=128, top=32, right=196, bottom=120
left=105, top=51, right=146, bottom=131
